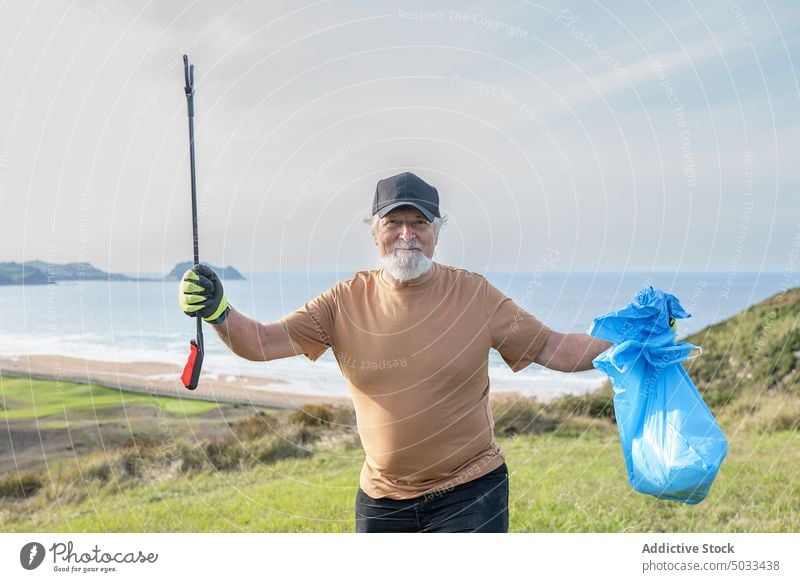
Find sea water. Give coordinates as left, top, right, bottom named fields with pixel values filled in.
left=0, top=270, right=791, bottom=401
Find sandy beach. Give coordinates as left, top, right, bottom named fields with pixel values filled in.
left=0, top=354, right=350, bottom=409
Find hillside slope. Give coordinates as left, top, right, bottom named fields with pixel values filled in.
left=684, top=286, right=799, bottom=431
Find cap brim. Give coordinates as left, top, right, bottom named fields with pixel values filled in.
left=376, top=201, right=436, bottom=222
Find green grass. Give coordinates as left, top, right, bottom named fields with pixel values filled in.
left=2, top=451, right=362, bottom=532
left=1, top=430, right=796, bottom=533
left=506, top=431, right=799, bottom=532
left=0, top=376, right=219, bottom=421
left=0, top=375, right=248, bottom=475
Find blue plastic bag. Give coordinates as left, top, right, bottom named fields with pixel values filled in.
left=589, top=287, right=728, bottom=504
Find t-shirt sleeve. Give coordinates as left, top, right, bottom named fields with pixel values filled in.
left=279, top=286, right=337, bottom=361
left=485, top=280, right=551, bottom=372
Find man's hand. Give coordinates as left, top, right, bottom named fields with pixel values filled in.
left=178, top=264, right=229, bottom=324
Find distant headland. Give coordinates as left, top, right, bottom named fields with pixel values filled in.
left=0, top=261, right=245, bottom=285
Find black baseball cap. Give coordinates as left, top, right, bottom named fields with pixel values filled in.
left=372, top=172, right=441, bottom=222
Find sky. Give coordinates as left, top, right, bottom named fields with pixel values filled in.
left=0, top=0, right=798, bottom=275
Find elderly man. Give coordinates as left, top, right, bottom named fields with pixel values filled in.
left=179, top=171, right=611, bottom=532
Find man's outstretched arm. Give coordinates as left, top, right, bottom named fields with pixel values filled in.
left=534, top=331, right=612, bottom=372
left=211, top=307, right=303, bottom=362
left=179, top=264, right=303, bottom=362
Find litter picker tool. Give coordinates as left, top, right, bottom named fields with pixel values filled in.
left=181, top=54, right=203, bottom=390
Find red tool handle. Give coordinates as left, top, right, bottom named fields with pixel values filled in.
left=181, top=340, right=203, bottom=390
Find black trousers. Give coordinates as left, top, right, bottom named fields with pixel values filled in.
left=355, top=463, right=509, bottom=533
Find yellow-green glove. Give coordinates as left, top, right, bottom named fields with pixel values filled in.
left=178, top=264, right=229, bottom=324
left=669, top=317, right=677, bottom=333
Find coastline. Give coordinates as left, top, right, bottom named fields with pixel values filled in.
left=0, top=354, right=351, bottom=410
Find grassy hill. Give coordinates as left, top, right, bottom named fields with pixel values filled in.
left=1, top=287, right=797, bottom=532
left=684, top=286, right=800, bottom=433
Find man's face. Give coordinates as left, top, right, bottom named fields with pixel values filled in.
left=376, top=207, right=437, bottom=259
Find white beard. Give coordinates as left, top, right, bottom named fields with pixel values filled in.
left=380, top=245, right=433, bottom=282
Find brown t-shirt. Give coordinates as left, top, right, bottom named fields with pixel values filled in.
left=280, top=262, right=550, bottom=499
